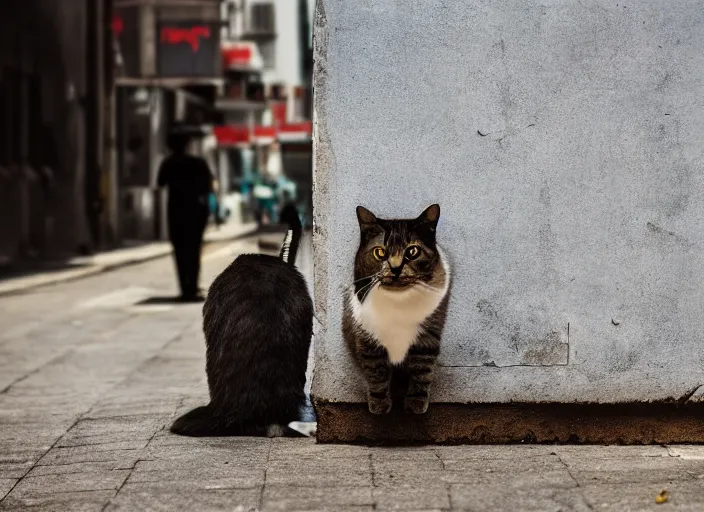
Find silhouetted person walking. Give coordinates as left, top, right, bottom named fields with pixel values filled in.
left=157, top=132, right=213, bottom=301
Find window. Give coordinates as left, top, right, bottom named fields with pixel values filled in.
left=249, top=3, right=275, bottom=35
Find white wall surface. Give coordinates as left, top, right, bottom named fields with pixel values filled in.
left=312, top=0, right=704, bottom=404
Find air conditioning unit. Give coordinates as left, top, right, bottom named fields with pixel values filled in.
left=246, top=2, right=275, bottom=38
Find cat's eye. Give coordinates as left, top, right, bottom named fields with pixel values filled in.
left=405, top=245, right=421, bottom=260
left=372, top=246, right=388, bottom=261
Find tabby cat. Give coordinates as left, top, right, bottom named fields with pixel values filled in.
left=171, top=207, right=313, bottom=437
left=343, top=204, right=451, bottom=415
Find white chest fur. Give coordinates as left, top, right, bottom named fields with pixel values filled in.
left=350, top=249, right=450, bottom=364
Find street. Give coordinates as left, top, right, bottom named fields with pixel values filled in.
left=0, top=234, right=703, bottom=511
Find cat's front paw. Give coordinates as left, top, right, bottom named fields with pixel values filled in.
left=367, top=394, right=393, bottom=415
left=404, top=396, right=429, bottom=415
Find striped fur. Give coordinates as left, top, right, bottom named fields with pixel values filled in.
left=279, top=229, right=294, bottom=262
left=343, top=205, right=451, bottom=415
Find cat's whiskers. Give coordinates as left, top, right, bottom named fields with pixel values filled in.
left=353, top=272, right=380, bottom=285
left=341, top=272, right=381, bottom=292
left=359, top=277, right=380, bottom=303
left=355, top=276, right=379, bottom=298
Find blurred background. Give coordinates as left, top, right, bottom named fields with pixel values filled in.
left=0, top=0, right=314, bottom=268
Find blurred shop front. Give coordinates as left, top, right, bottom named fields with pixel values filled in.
left=112, top=0, right=222, bottom=242
left=214, top=42, right=313, bottom=227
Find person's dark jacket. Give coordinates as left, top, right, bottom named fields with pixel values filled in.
left=157, top=154, right=213, bottom=218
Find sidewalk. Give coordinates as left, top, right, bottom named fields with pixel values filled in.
left=0, top=231, right=702, bottom=511
left=0, top=222, right=257, bottom=297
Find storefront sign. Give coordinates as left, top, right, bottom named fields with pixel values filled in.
left=157, top=21, right=220, bottom=77
left=113, top=6, right=221, bottom=79
left=160, top=25, right=211, bottom=52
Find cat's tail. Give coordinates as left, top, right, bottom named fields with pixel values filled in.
left=278, top=201, right=303, bottom=265
left=169, top=405, right=308, bottom=437
left=170, top=405, right=220, bottom=436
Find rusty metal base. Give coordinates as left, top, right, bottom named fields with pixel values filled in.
left=314, top=401, right=704, bottom=444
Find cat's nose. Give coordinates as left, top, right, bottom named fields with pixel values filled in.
left=388, top=253, right=404, bottom=268
left=390, top=265, right=403, bottom=278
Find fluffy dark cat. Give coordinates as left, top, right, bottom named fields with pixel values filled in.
left=171, top=208, right=313, bottom=437
left=343, top=204, right=451, bottom=415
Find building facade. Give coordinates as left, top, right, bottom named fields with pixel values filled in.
left=0, top=0, right=113, bottom=263
left=0, top=0, right=312, bottom=266
left=113, top=0, right=224, bottom=240
left=215, top=0, right=313, bottom=226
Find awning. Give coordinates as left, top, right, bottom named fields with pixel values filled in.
left=213, top=121, right=312, bottom=147
left=213, top=125, right=250, bottom=145
left=221, top=41, right=263, bottom=72
left=253, top=125, right=277, bottom=145
left=278, top=122, right=313, bottom=142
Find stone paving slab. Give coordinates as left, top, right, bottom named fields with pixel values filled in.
left=556, top=453, right=695, bottom=485
left=266, top=458, right=373, bottom=488
left=262, top=486, right=374, bottom=511
left=579, top=481, right=704, bottom=511
left=373, top=483, right=452, bottom=511
left=104, top=486, right=262, bottom=512
left=450, top=485, right=593, bottom=512
left=27, top=461, right=136, bottom=477
left=666, top=445, right=704, bottom=460
left=0, top=449, right=49, bottom=479
left=34, top=445, right=143, bottom=468
left=8, top=470, right=130, bottom=497
left=0, top=490, right=118, bottom=512
left=127, top=466, right=265, bottom=490
left=0, top=480, right=16, bottom=501
left=56, top=416, right=167, bottom=449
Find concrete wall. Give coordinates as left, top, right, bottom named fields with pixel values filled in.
left=312, top=0, right=704, bottom=405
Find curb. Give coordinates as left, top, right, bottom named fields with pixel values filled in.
left=0, top=225, right=258, bottom=297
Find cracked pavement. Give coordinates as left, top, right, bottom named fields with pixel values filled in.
left=1, top=233, right=703, bottom=511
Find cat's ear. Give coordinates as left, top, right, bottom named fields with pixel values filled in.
left=417, top=204, right=440, bottom=226
left=356, top=206, right=378, bottom=226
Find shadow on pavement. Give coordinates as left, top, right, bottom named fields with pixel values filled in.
left=137, top=296, right=206, bottom=305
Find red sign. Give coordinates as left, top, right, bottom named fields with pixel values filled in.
left=214, top=122, right=313, bottom=146
left=160, top=26, right=211, bottom=52
left=222, top=47, right=252, bottom=68
left=279, top=122, right=312, bottom=135
left=253, top=125, right=277, bottom=139
left=214, top=125, right=251, bottom=144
